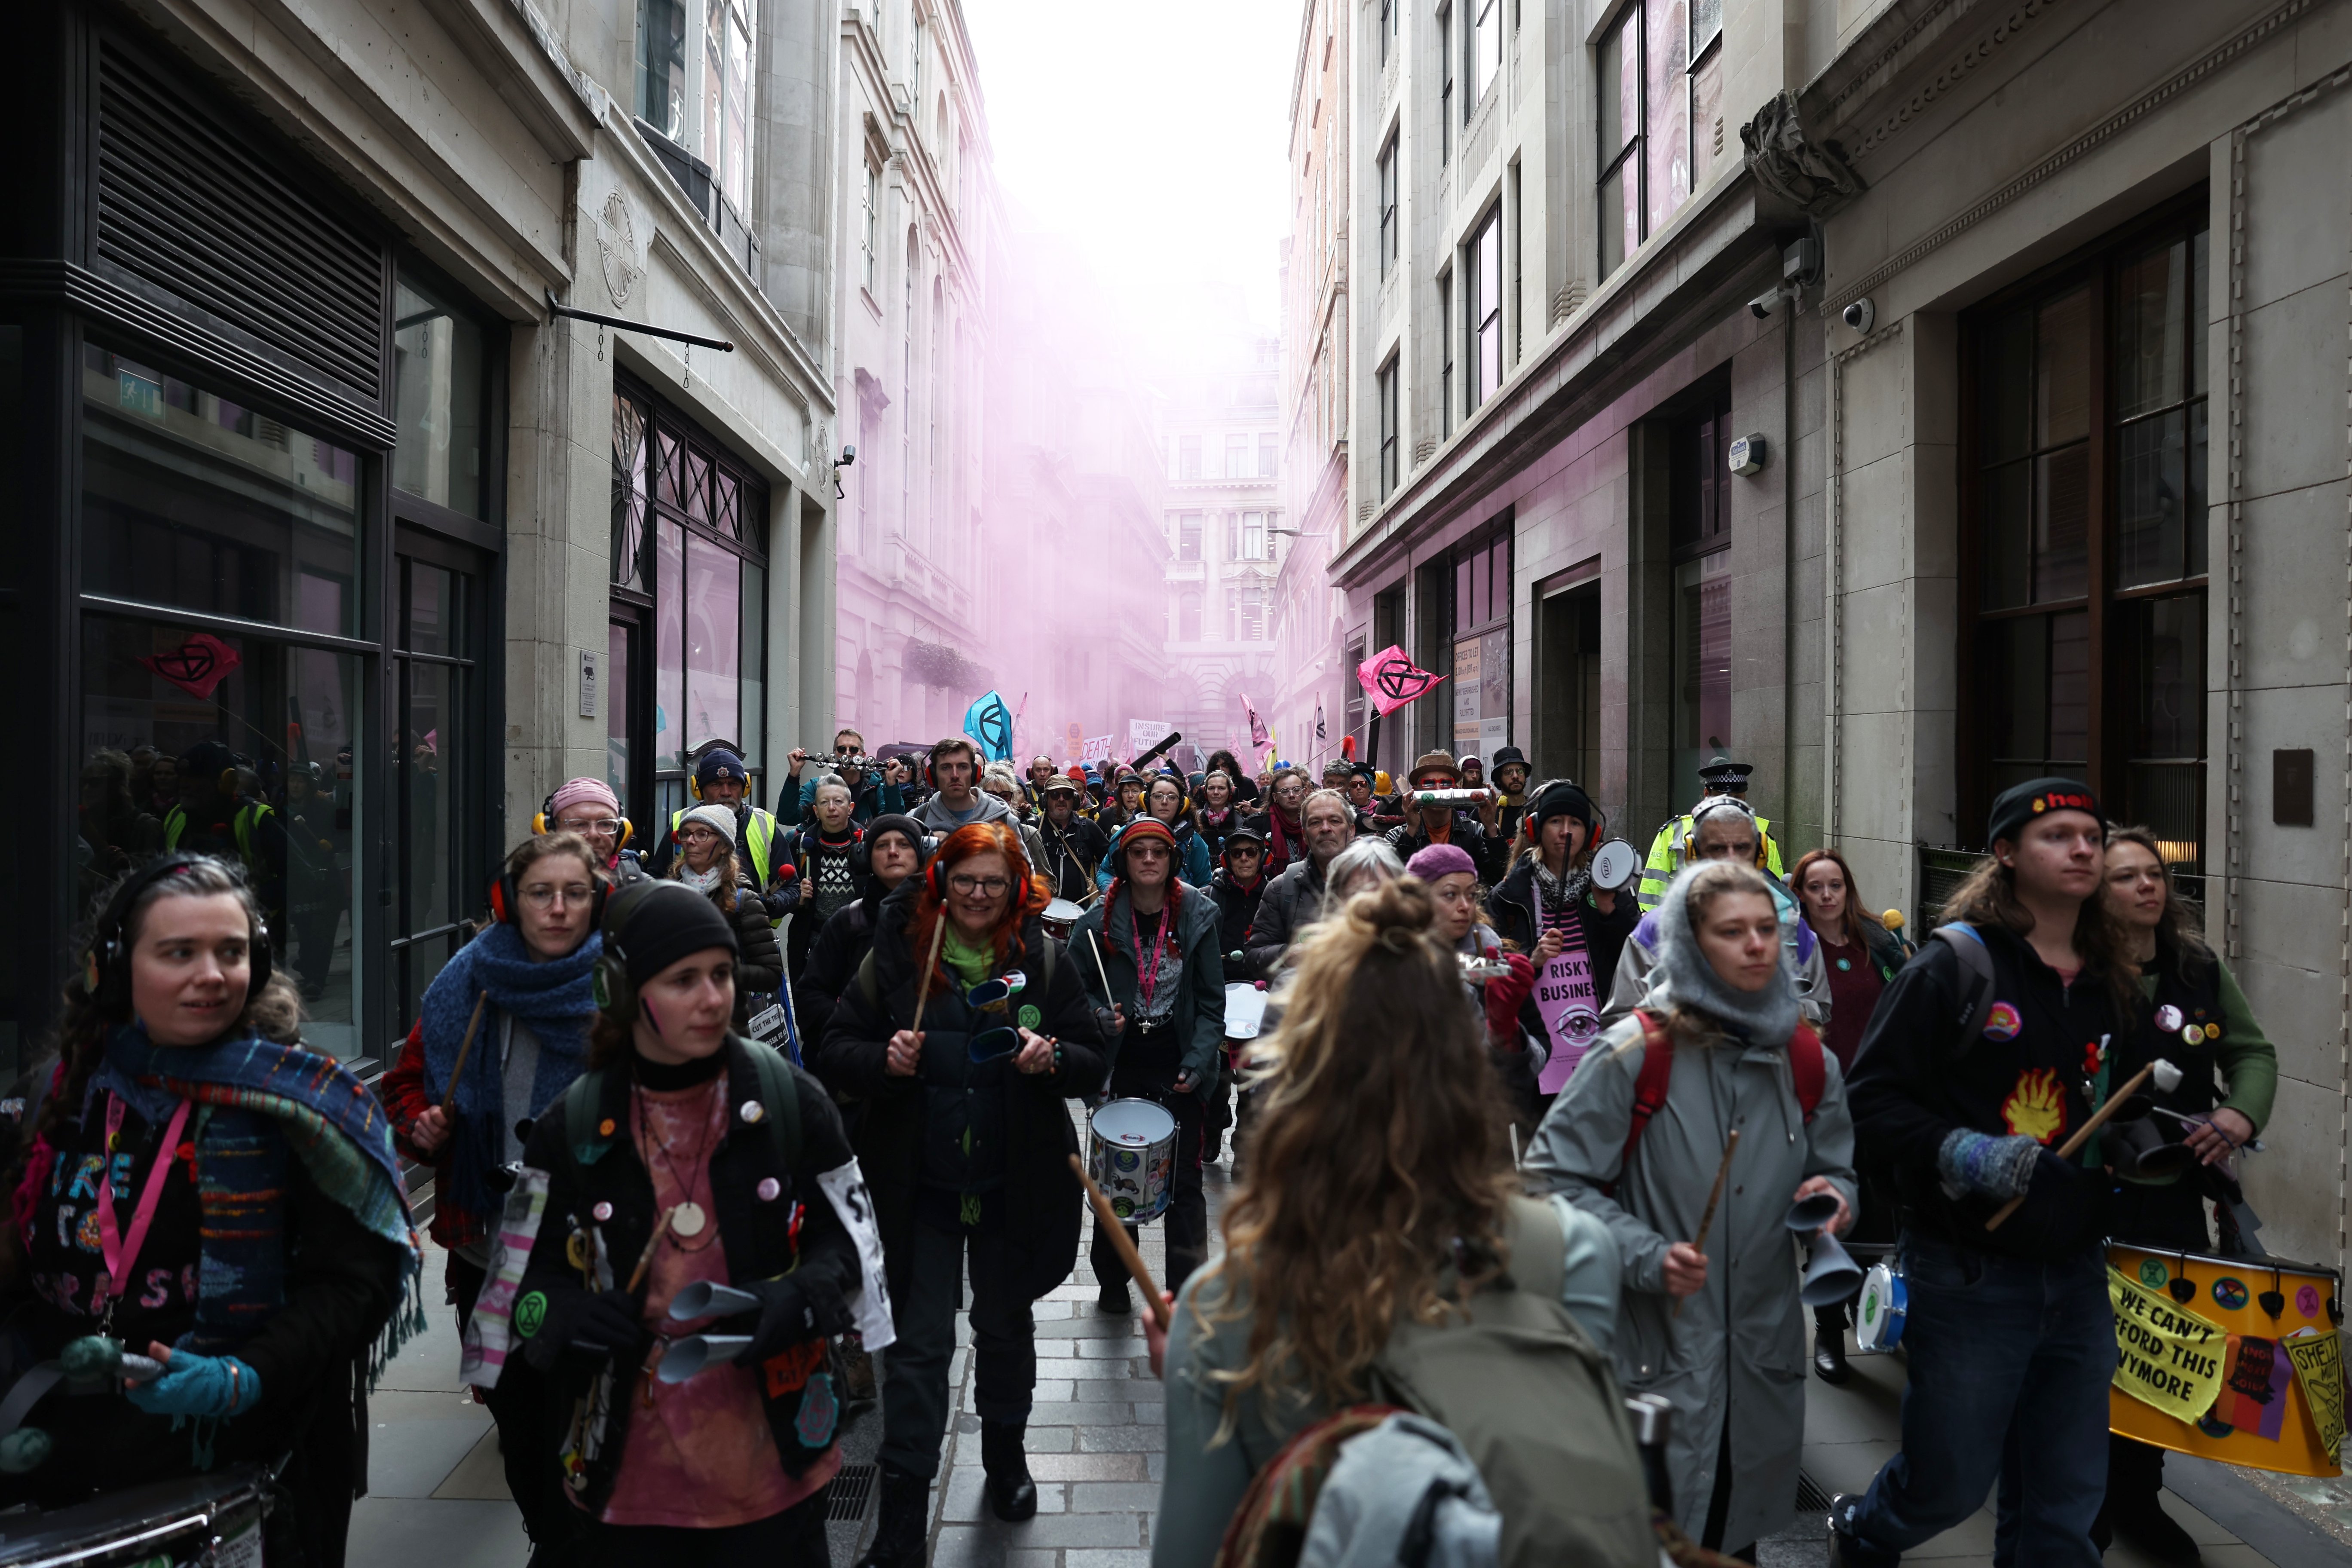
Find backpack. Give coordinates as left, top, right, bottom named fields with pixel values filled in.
left=557, top=1036, right=802, bottom=1174
left=1616, top=1010, right=1825, bottom=1188
left=1211, top=1198, right=1653, bottom=1568
left=1927, top=922, right=2000, bottom=1047
left=1365, top=1196, right=1656, bottom=1568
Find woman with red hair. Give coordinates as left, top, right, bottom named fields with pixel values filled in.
left=814, top=821, right=1107, bottom=1567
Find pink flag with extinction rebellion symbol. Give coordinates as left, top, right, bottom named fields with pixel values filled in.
left=140, top=632, right=242, bottom=701
left=1355, top=644, right=1446, bottom=719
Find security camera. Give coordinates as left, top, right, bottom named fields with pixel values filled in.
left=1749, top=289, right=1783, bottom=321
left=1843, top=298, right=1875, bottom=334
left=836, top=444, right=857, bottom=467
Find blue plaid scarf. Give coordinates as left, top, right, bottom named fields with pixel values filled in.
left=102, top=1025, right=425, bottom=1384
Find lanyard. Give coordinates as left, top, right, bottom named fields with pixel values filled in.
left=97, top=1094, right=193, bottom=1313
left=1132, top=904, right=1169, bottom=1009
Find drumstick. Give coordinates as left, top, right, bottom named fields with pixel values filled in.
left=1069, top=1154, right=1170, bottom=1331
left=627, top=1205, right=677, bottom=1292
left=1087, top=929, right=1118, bottom=1008
left=909, top=916, right=949, bottom=1038
left=1986, top=1058, right=2175, bottom=1231
left=438, top=991, right=490, bottom=1116
left=1674, top=1130, right=1740, bottom=1320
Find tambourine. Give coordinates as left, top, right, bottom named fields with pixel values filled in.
left=1589, top=839, right=1640, bottom=891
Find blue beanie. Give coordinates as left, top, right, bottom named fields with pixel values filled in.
left=695, top=748, right=748, bottom=790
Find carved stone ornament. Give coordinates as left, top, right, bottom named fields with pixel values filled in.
left=597, top=190, right=645, bottom=308
left=1741, top=90, right=1865, bottom=216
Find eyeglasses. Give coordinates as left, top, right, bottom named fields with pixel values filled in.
left=521, top=883, right=594, bottom=909
left=560, top=818, right=622, bottom=837
left=949, top=874, right=1012, bottom=896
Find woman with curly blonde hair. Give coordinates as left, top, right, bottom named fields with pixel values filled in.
left=814, top=821, right=1108, bottom=1564
left=1154, top=877, right=1643, bottom=1568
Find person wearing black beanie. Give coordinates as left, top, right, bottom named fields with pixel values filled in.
left=512, top=879, right=874, bottom=1568
left=791, top=815, right=928, bottom=1061
left=1832, top=778, right=2147, bottom=1568
left=1487, top=780, right=1636, bottom=1108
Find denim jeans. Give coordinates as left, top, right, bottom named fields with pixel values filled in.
left=1839, top=1236, right=2115, bottom=1568
left=879, top=1221, right=1036, bottom=1480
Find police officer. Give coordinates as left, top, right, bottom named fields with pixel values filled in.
left=1637, top=755, right=1785, bottom=910
left=159, top=740, right=288, bottom=925
left=649, top=746, right=787, bottom=918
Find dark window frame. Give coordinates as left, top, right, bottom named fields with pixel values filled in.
left=1377, top=131, right=1400, bottom=278
left=1377, top=354, right=1400, bottom=498
left=1957, top=189, right=2211, bottom=861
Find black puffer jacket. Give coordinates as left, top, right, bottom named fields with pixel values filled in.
left=1210, top=868, right=1270, bottom=983
left=812, top=884, right=1108, bottom=1302
left=1241, top=854, right=1328, bottom=975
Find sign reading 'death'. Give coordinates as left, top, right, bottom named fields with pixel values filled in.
left=1082, top=735, right=1114, bottom=763
left=1355, top=644, right=1445, bottom=719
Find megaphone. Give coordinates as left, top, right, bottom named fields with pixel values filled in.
left=668, top=1280, right=763, bottom=1322
left=2106, top=1112, right=2197, bottom=1181
left=655, top=1334, right=755, bottom=1383
left=1800, top=1231, right=1866, bottom=1308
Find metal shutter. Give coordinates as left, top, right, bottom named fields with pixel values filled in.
left=94, top=41, right=386, bottom=402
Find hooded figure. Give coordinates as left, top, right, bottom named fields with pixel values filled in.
left=1525, top=862, right=1857, bottom=1556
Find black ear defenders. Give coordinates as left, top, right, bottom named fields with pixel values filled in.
left=591, top=880, right=704, bottom=1016
left=533, top=793, right=634, bottom=851
left=83, top=852, right=273, bottom=1015
left=490, top=845, right=610, bottom=930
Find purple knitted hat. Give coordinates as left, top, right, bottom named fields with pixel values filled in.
left=1406, top=842, right=1479, bottom=883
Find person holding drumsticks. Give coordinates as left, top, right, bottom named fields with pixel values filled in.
left=2095, top=824, right=2278, bottom=1564
left=1529, top=859, right=1857, bottom=1561
left=814, top=822, right=1105, bottom=1565
left=1071, top=817, right=1226, bottom=1310
left=1834, top=780, right=2145, bottom=1568
left=511, top=881, right=864, bottom=1568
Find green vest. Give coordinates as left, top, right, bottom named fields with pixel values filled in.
left=1635, top=810, right=1783, bottom=908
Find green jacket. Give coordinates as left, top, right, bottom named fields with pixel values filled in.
left=1637, top=810, right=1784, bottom=909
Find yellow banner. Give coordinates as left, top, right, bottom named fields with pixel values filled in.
left=2109, top=1267, right=2228, bottom=1424
left=2282, top=1329, right=2346, bottom=1465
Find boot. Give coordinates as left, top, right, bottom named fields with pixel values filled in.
left=1812, top=1306, right=1850, bottom=1386
left=980, top=1419, right=1038, bottom=1522
left=2107, top=1435, right=2201, bottom=1564
left=855, top=1465, right=929, bottom=1568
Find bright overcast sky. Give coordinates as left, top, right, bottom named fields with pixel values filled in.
left=962, top=0, right=1296, bottom=362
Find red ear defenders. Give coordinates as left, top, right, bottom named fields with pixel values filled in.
left=490, top=850, right=610, bottom=929
left=83, top=852, right=272, bottom=1014
left=534, top=794, right=633, bottom=850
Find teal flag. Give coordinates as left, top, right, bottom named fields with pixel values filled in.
left=964, top=690, right=1014, bottom=763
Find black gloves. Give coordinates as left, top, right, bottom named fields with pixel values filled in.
left=2003, top=1150, right=2100, bottom=1256
left=732, top=1273, right=854, bottom=1366
left=567, top=1288, right=647, bottom=1357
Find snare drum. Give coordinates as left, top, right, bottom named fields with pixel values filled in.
left=1087, top=1098, right=1179, bottom=1224
left=1855, top=1261, right=1908, bottom=1353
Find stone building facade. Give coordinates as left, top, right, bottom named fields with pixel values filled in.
left=830, top=0, right=995, bottom=750
left=1330, top=0, right=2352, bottom=1270
left=1159, top=339, right=1287, bottom=767
left=3, top=0, right=839, bottom=1061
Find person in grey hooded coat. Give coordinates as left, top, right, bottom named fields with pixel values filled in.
left=1526, top=859, right=1858, bottom=1558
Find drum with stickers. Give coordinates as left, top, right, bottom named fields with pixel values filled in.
left=1855, top=1260, right=1908, bottom=1354
left=2106, top=1243, right=2345, bottom=1477
left=1086, top=1098, right=1179, bottom=1224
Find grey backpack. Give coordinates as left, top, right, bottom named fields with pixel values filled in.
left=1363, top=1197, right=1655, bottom=1568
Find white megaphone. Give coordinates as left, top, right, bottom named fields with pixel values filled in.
left=655, top=1334, right=755, bottom=1383
left=667, top=1280, right=763, bottom=1322
left=1787, top=1192, right=1865, bottom=1308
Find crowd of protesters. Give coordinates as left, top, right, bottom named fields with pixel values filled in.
left=0, top=718, right=2287, bottom=1568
